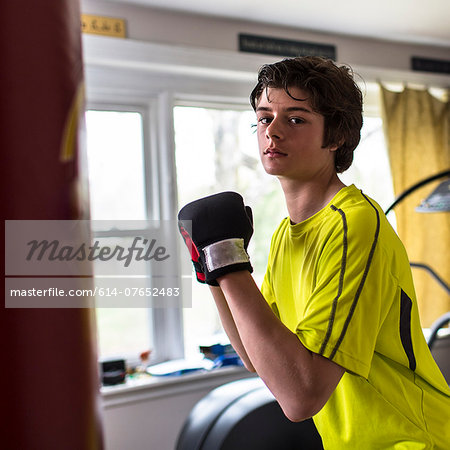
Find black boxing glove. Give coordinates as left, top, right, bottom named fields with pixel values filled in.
left=178, top=192, right=253, bottom=285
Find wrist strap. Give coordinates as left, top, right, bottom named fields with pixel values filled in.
left=203, top=238, right=249, bottom=272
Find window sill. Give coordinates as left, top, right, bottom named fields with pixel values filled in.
left=101, top=365, right=257, bottom=408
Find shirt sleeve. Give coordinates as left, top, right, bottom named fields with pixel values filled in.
left=261, top=219, right=287, bottom=320
left=261, top=252, right=281, bottom=320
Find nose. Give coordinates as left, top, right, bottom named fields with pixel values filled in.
left=265, top=118, right=282, bottom=141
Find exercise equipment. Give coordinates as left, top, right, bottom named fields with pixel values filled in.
left=176, top=377, right=323, bottom=450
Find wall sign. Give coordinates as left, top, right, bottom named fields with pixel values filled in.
left=239, top=33, right=336, bottom=60
left=81, top=14, right=126, bottom=38
left=411, top=57, right=450, bottom=75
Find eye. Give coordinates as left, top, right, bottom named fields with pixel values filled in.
left=258, top=117, right=272, bottom=125
left=289, top=117, right=305, bottom=124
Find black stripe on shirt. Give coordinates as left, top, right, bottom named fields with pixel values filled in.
left=329, top=192, right=381, bottom=360
left=400, top=289, right=416, bottom=371
left=320, top=205, right=348, bottom=355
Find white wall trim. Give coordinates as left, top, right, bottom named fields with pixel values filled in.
left=82, top=34, right=450, bottom=89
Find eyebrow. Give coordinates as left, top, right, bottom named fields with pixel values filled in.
left=256, top=106, right=313, bottom=114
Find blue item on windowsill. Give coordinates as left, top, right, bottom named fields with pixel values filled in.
left=212, top=353, right=244, bottom=369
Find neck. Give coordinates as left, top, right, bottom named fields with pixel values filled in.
left=280, top=174, right=346, bottom=224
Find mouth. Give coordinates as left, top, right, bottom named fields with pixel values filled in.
left=263, top=148, right=287, bottom=157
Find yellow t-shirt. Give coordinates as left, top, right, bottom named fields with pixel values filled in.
left=261, top=185, right=450, bottom=449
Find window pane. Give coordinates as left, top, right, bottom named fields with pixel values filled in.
left=96, top=308, right=152, bottom=360
left=175, top=107, right=394, bottom=359
left=85, top=110, right=147, bottom=227
left=85, top=109, right=153, bottom=363
left=339, top=116, right=395, bottom=212
left=174, top=105, right=286, bottom=358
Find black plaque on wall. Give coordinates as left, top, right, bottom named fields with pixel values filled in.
left=411, top=57, right=450, bottom=75
left=239, top=33, right=336, bottom=60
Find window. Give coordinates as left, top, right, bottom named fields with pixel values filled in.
left=85, top=110, right=147, bottom=223
left=86, top=102, right=394, bottom=366
left=86, top=108, right=154, bottom=363
left=339, top=115, right=395, bottom=212
left=173, top=103, right=395, bottom=358
left=86, top=104, right=185, bottom=367
left=174, top=104, right=287, bottom=357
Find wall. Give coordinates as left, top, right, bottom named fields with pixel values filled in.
left=81, top=0, right=450, bottom=74
left=101, top=368, right=257, bottom=450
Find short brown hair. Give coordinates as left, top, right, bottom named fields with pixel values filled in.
left=250, top=56, right=363, bottom=173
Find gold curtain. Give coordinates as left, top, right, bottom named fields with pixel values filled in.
left=380, top=86, right=450, bottom=327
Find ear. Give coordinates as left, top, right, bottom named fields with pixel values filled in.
left=329, top=138, right=344, bottom=152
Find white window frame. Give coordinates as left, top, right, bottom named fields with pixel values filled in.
left=85, top=96, right=184, bottom=365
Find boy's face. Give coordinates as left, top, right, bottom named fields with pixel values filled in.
left=255, top=87, right=338, bottom=182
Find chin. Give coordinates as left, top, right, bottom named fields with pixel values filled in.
left=262, top=161, right=281, bottom=175
left=263, top=167, right=281, bottom=177
left=263, top=165, right=290, bottom=178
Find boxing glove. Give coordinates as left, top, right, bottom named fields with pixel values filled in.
left=178, top=192, right=253, bottom=285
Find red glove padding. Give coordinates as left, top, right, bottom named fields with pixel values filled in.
left=178, top=192, right=253, bottom=285
left=178, top=223, right=208, bottom=284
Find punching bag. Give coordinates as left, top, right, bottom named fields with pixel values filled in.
left=0, top=1, right=104, bottom=449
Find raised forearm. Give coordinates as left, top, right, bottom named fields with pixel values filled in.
left=209, top=286, right=255, bottom=371
left=217, top=271, right=344, bottom=421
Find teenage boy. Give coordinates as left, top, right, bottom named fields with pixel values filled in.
left=178, top=57, right=450, bottom=448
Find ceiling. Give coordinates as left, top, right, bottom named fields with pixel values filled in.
left=106, top=0, right=450, bottom=47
